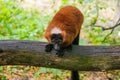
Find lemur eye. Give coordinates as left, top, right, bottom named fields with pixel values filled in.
left=51, top=34, right=56, bottom=39
left=57, top=34, right=62, bottom=40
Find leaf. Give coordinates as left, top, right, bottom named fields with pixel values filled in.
left=1, top=75, right=6, bottom=80
left=34, top=68, right=47, bottom=77
left=78, top=0, right=84, bottom=3
left=62, top=0, right=69, bottom=4
left=11, top=68, right=17, bottom=73
left=0, top=66, right=3, bottom=71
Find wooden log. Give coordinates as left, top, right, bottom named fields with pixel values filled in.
left=0, top=40, right=120, bottom=71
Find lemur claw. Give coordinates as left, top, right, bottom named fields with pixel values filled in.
left=45, top=44, right=53, bottom=52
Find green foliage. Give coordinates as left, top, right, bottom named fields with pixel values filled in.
left=84, top=25, right=120, bottom=45
left=0, top=66, right=4, bottom=72
left=34, top=67, right=65, bottom=80
left=0, top=75, right=6, bottom=80
left=78, top=0, right=84, bottom=4
left=0, top=0, right=120, bottom=45
left=0, top=0, right=49, bottom=40
left=62, top=0, right=69, bottom=4
left=82, top=0, right=120, bottom=45
left=34, top=67, right=62, bottom=77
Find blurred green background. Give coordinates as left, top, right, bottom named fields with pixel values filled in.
left=0, top=0, right=120, bottom=80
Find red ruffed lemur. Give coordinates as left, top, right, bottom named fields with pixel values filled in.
left=45, top=6, right=84, bottom=80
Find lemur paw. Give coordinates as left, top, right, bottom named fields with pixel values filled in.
left=45, top=44, right=53, bottom=52
left=56, top=50, right=64, bottom=57
left=66, top=45, right=72, bottom=50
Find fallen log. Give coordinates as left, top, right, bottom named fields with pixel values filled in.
left=0, top=40, right=120, bottom=71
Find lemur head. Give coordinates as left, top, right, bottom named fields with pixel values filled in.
left=50, top=27, right=64, bottom=50
left=51, top=33, right=63, bottom=50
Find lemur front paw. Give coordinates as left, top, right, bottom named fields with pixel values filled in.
left=45, top=44, right=53, bottom=52
left=66, top=45, right=72, bottom=50
left=55, top=49, right=64, bottom=57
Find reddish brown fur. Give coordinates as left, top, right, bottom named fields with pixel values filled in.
left=45, top=6, right=84, bottom=47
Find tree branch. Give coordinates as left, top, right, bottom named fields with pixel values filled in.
left=95, top=17, right=120, bottom=31
left=94, top=2, right=120, bottom=31
left=0, top=40, right=120, bottom=71
left=94, top=2, right=120, bottom=42
left=102, top=29, right=114, bottom=42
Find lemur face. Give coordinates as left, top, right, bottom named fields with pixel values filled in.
left=51, top=34, right=63, bottom=50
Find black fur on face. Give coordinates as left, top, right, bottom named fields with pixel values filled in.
left=51, top=34, right=63, bottom=50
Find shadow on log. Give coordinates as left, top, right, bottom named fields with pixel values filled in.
left=0, top=40, right=120, bottom=71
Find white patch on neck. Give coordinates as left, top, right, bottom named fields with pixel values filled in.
left=51, top=27, right=62, bottom=34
